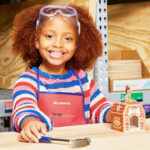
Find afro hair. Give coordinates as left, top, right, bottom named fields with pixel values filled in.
left=12, top=4, right=103, bottom=71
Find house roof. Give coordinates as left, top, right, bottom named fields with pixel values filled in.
left=111, top=102, right=144, bottom=115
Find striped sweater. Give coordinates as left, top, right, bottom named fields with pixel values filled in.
left=12, top=67, right=111, bottom=132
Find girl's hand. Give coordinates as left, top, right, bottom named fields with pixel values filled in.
left=105, top=108, right=111, bottom=123
left=18, top=117, right=47, bottom=143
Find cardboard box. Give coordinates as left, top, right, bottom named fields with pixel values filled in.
left=108, top=50, right=150, bottom=92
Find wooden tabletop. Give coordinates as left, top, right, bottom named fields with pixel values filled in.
left=0, top=119, right=150, bottom=150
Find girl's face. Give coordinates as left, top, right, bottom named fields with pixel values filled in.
left=35, top=14, right=78, bottom=72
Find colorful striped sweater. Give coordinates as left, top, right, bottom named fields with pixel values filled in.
left=12, top=67, right=111, bottom=132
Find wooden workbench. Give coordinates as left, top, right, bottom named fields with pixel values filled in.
left=0, top=119, right=150, bottom=150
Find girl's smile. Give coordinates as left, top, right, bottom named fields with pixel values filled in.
left=47, top=50, right=65, bottom=59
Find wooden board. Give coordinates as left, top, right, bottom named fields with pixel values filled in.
left=0, top=119, right=150, bottom=150
left=108, top=60, right=142, bottom=79
left=108, top=1, right=150, bottom=76
left=0, top=0, right=96, bottom=89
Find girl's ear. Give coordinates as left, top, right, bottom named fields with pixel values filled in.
left=35, top=39, right=39, bottom=49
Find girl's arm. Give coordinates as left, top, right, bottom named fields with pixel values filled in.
left=11, top=72, right=53, bottom=134
left=89, top=79, right=111, bottom=123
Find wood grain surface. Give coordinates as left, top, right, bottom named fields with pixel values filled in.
left=108, top=1, right=150, bottom=78
left=0, top=119, right=150, bottom=150
left=108, top=59, right=142, bottom=79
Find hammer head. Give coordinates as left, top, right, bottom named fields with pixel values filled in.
left=70, top=137, right=91, bottom=148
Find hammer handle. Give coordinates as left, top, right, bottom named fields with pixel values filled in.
left=39, top=136, right=70, bottom=143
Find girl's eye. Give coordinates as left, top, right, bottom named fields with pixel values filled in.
left=46, top=34, right=53, bottom=39
left=65, top=37, right=72, bottom=41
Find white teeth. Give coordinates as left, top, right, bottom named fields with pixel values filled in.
left=47, top=51, right=64, bottom=58
left=51, top=52, right=62, bottom=56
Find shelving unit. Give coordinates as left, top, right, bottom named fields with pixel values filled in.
left=94, top=0, right=110, bottom=99
left=94, top=0, right=150, bottom=105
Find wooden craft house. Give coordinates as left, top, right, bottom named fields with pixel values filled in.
left=111, top=102, right=145, bottom=132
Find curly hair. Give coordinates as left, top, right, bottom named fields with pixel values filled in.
left=12, top=4, right=102, bottom=70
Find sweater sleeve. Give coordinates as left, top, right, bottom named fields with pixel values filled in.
left=11, top=72, right=53, bottom=132
left=89, top=78, right=111, bottom=123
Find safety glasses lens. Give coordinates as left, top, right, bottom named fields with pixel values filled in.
left=43, top=8, right=74, bottom=15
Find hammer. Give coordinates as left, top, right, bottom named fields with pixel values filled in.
left=39, top=136, right=91, bottom=148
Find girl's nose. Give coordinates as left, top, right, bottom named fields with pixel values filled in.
left=54, top=37, right=63, bottom=48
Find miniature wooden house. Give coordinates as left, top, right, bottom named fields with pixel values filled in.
left=111, top=102, right=145, bottom=132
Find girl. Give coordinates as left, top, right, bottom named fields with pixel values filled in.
left=12, top=4, right=111, bottom=143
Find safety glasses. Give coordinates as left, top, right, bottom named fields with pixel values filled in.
left=36, top=5, right=80, bottom=34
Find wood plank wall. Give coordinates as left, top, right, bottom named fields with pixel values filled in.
left=0, top=0, right=96, bottom=89
left=108, top=1, right=150, bottom=77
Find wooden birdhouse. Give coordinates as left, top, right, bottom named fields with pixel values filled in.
left=111, top=85, right=146, bottom=132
